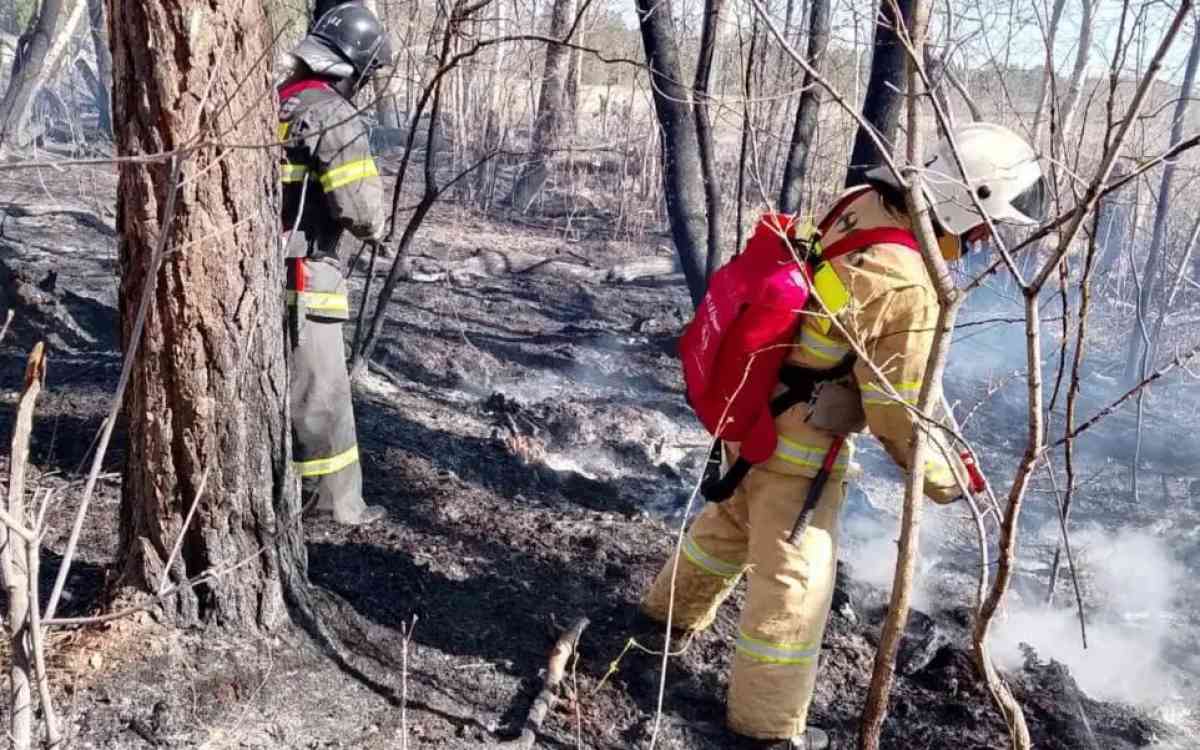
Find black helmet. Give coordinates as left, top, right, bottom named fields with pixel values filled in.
left=310, top=3, right=394, bottom=81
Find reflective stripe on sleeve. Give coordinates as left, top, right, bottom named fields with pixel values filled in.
left=924, top=458, right=956, bottom=487
left=861, top=380, right=922, bottom=407
left=735, top=630, right=820, bottom=664
left=282, top=162, right=308, bottom=183
left=774, top=436, right=850, bottom=473
left=319, top=158, right=379, bottom=191
left=286, top=290, right=349, bottom=314
left=681, top=535, right=743, bottom=579
left=798, top=324, right=851, bottom=363
left=295, top=445, right=359, bottom=477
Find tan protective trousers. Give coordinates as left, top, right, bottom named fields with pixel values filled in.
left=640, top=466, right=846, bottom=740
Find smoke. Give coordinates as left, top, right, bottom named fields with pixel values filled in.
left=990, top=525, right=1186, bottom=708
left=838, top=456, right=963, bottom=614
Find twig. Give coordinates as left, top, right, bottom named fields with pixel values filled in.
left=43, top=155, right=184, bottom=624
left=401, top=615, right=417, bottom=750
left=1046, top=343, right=1200, bottom=451
left=1039, top=460, right=1087, bottom=648
left=156, top=463, right=213, bottom=596
left=496, top=617, right=590, bottom=749
left=27, top=513, right=62, bottom=748
left=44, top=546, right=268, bottom=628
left=0, top=308, right=13, bottom=342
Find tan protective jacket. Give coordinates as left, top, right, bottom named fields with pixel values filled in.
left=765, top=188, right=968, bottom=503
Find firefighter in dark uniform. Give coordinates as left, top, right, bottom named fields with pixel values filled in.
left=278, top=3, right=392, bottom=525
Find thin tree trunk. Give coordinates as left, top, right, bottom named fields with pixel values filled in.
left=361, top=0, right=400, bottom=129
left=735, top=16, right=758, bottom=250
left=1030, top=0, right=1066, bottom=146
left=564, top=12, right=585, bottom=134
left=86, top=0, right=113, bottom=137
left=693, top=0, right=725, bottom=275
left=845, top=0, right=915, bottom=187
left=858, top=3, right=965, bottom=745
left=778, top=0, right=829, bottom=213
left=25, top=0, right=87, bottom=131
left=111, top=0, right=305, bottom=630
left=1124, top=16, right=1200, bottom=382
left=636, top=0, right=709, bottom=306
left=0, top=0, right=66, bottom=152
left=923, top=48, right=954, bottom=136
left=509, top=0, right=576, bottom=210
left=2, top=346, right=45, bottom=750
left=1055, top=0, right=1095, bottom=142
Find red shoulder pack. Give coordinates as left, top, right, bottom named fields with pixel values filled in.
left=677, top=189, right=917, bottom=463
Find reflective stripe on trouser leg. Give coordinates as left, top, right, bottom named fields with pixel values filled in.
left=290, top=315, right=367, bottom=523
left=640, top=493, right=749, bottom=632
left=726, top=469, right=846, bottom=740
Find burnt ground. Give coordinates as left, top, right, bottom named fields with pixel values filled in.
left=0, top=163, right=1196, bottom=749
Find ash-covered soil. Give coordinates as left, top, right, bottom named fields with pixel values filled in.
left=0, top=166, right=1193, bottom=749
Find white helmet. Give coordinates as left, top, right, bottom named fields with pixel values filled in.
left=869, top=122, right=1045, bottom=236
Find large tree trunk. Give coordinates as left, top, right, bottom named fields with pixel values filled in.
left=845, top=0, right=915, bottom=187
left=509, top=0, right=577, bottom=211
left=111, top=0, right=305, bottom=630
left=778, top=0, right=831, bottom=213
left=1124, top=16, right=1200, bottom=382
left=0, top=0, right=66, bottom=153
left=636, top=0, right=708, bottom=306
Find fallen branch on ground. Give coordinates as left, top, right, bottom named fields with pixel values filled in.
left=497, top=617, right=590, bottom=749
left=388, top=249, right=677, bottom=286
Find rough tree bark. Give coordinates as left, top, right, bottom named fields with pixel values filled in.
left=845, top=0, right=915, bottom=188
left=692, top=0, right=725, bottom=275
left=111, top=0, right=305, bottom=630
left=0, top=0, right=65, bottom=152
left=509, top=0, right=577, bottom=211
left=86, top=0, right=113, bottom=136
left=778, top=0, right=831, bottom=213
left=1125, top=16, right=1200, bottom=382
left=636, top=0, right=709, bottom=306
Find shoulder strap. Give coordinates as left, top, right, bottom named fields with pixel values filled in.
left=810, top=187, right=920, bottom=264
left=278, top=78, right=334, bottom=101
left=821, top=227, right=918, bottom=263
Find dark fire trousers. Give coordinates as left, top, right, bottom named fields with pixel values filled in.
left=288, top=256, right=367, bottom=522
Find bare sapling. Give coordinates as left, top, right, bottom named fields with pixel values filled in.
left=2, top=343, right=62, bottom=749
left=858, top=1, right=969, bottom=746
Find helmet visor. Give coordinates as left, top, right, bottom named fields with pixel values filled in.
left=1009, top=174, right=1047, bottom=224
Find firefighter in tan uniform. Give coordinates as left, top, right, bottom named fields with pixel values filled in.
left=640, top=123, right=1046, bottom=748
left=278, top=3, right=393, bottom=526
